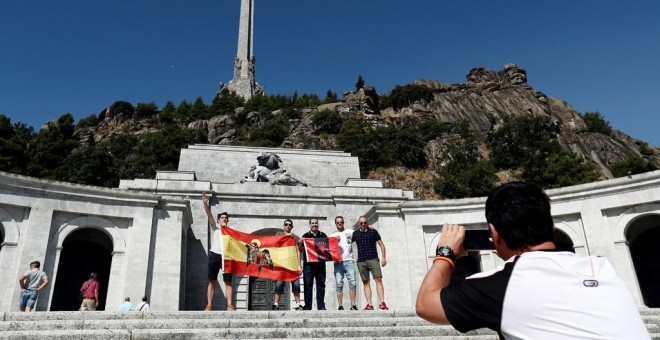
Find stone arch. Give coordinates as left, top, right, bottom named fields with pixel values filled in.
left=553, top=219, right=584, bottom=249
left=0, top=207, right=20, bottom=244
left=50, top=216, right=120, bottom=311
left=612, top=203, right=660, bottom=243
left=625, top=213, right=660, bottom=307
left=54, top=216, right=125, bottom=253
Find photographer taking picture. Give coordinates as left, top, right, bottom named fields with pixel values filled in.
left=416, top=181, right=649, bottom=339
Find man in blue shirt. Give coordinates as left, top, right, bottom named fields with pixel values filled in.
left=119, top=296, right=134, bottom=311
left=352, top=216, right=388, bottom=310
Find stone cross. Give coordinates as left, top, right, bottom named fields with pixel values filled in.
left=221, top=0, right=265, bottom=99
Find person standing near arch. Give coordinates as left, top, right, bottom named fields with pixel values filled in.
left=18, top=261, right=49, bottom=312
left=201, top=192, right=235, bottom=311
left=331, top=215, right=357, bottom=310
left=272, top=219, right=303, bottom=310
left=353, top=216, right=388, bottom=310
left=300, top=218, right=327, bottom=310
left=79, top=272, right=99, bottom=311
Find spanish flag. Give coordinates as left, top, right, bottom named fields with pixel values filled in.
left=222, top=226, right=302, bottom=281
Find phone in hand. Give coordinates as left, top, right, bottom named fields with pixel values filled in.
left=463, top=230, right=494, bottom=250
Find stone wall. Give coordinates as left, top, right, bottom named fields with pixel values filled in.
left=177, top=145, right=360, bottom=187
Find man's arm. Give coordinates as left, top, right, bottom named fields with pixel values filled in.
left=416, top=224, right=465, bottom=324
left=377, top=240, right=387, bottom=267
left=94, top=286, right=99, bottom=306
left=36, top=278, right=49, bottom=292
left=201, top=192, right=215, bottom=225
left=18, top=275, right=26, bottom=290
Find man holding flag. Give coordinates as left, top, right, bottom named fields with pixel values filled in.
left=201, top=192, right=235, bottom=311
left=300, top=218, right=329, bottom=310
left=331, top=216, right=358, bottom=310
left=272, top=219, right=303, bottom=310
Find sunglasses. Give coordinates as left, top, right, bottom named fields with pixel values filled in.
left=284, top=223, right=292, bottom=226
left=359, top=222, right=368, bottom=225
left=335, top=221, right=344, bottom=225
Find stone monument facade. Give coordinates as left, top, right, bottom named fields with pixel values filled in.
left=1, top=144, right=660, bottom=312
left=221, top=0, right=264, bottom=99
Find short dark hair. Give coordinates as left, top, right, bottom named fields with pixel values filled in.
left=217, top=212, right=229, bottom=220
left=335, top=216, right=344, bottom=223
left=485, top=182, right=554, bottom=250
left=284, top=219, right=293, bottom=226
left=30, top=261, right=40, bottom=268
left=309, top=217, right=318, bottom=224
left=90, top=272, right=98, bottom=279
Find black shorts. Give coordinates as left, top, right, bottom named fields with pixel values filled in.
left=208, top=252, right=233, bottom=282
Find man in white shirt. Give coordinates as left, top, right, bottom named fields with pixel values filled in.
left=331, top=216, right=357, bottom=310
left=202, top=192, right=235, bottom=311
left=416, top=181, right=650, bottom=339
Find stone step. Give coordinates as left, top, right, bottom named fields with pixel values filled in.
left=0, top=317, right=438, bottom=331
left=0, top=328, right=499, bottom=340
left=1, top=310, right=657, bottom=340
left=1, top=310, right=414, bottom=321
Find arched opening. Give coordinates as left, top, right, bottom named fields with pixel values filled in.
left=626, top=214, right=660, bottom=307
left=247, top=228, right=300, bottom=310
left=50, top=228, right=113, bottom=311
left=554, top=229, right=575, bottom=253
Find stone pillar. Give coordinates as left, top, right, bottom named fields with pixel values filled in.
left=222, top=0, right=264, bottom=99
left=16, top=204, right=54, bottom=311
left=149, top=207, right=186, bottom=311
left=119, top=208, right=156, bottom=309
left=0, top=242, right=19, bottom=311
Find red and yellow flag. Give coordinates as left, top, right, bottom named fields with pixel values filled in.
left=222, top=226, right=302, bottom=281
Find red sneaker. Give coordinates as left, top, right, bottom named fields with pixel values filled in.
left=379, top=302, right=389, bottom=310
left=363, top=304, right=374, bottom=310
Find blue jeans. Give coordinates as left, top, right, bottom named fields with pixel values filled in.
left=333, top=260, right=356, bottom=295
left=303, top=263, right=326, bottom=310
left=19, top=290, right=38, bottom=309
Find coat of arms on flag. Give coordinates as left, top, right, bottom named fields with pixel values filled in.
left=302, top=237, right=342, bottom=262
left=222, top=226, right=302, bottom=281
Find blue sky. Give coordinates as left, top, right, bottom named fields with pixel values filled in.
left=1, top=1, right=658, bottom=146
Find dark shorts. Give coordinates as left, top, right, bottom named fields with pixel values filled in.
left=208, top=252, right=233, bottom=282
left=274, top=279, right=301, bottom=294
left=357, top=259, right=383, bottom=281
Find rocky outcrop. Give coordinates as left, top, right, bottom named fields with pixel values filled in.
left=81, top=64, right=658, bottom=197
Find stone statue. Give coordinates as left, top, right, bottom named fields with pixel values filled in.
left=240, top=152, right=307, bottom=186
left=248, top=56, right=256, bottom=78
left=234, top=56, right=242, bottom=78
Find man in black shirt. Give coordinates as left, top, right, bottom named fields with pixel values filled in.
left=300, top=218, right=327, bottom=310
left=416, top=182, right=649, bottom=339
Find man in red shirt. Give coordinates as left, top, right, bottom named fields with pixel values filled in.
left=79, top=272, right=99, bottom=311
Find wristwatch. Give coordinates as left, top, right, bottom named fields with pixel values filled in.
left=436, top=245, right=456, bottom=262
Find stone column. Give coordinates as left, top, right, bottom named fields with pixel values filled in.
left=223, top=0, right=264, bottom=99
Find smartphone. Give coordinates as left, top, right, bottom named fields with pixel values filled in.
left=463, top=230, right=494, bottom=250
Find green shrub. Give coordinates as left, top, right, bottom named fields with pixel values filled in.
left=388, top=85, right=434, bottom=110
left=76, top=114, right=98, bottom=129
left=247, top=121, right=288, bottom=147
left=611, top=157, right=658, bottom=177
left=581, top=111, right=612, bottom=136
left=312, top=110, right=343, bottom=134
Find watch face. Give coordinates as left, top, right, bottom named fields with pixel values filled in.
left=436, top=246, right=456, bottom=260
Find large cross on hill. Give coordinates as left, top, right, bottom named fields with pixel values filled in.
left=221, top=0, right=265, bottom=100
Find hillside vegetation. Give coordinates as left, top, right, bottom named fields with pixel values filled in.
left=1, top=64, right=657, bottom=199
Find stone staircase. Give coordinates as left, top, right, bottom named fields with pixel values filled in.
left=1, top=309, right=658, bottom=339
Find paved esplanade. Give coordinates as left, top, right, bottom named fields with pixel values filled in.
left=223, top=0, right=264, bottom=99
